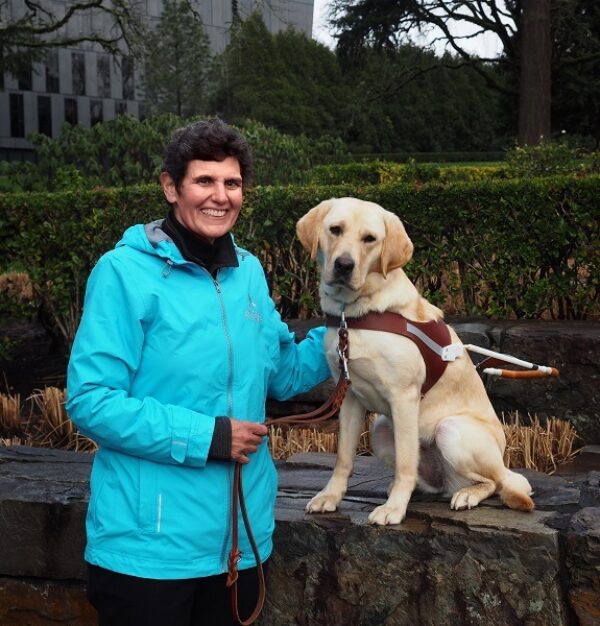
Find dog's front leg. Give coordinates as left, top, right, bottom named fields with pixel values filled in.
left=368, top=389, right=420, bottom=525
left=305, top=392, right=365, bottom=514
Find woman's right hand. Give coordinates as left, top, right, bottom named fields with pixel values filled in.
left=230, top=420, right=268, bottom=464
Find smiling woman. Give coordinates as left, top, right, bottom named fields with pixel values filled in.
left=65, top=118, right=331, bottom=626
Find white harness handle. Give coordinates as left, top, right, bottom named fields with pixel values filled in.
left=438, top=341, right=559, bottom=379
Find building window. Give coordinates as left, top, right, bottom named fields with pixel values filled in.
left=90, top=99, right=103, bottom=126
left=97, top=55, right=111, bottom=98
left=64, top=98, right=78, bottom=125
left=72, top=52, right=86, bottom=96
left=37, top=96, right=52, bottom=136
left=121, top=56, right=134, bottom=100
left=115, top=101, right=128, bottom=116
left=10, top=93, right=25, bottom=137
left=46, top=50, right=60, bottom=93
left=17, top=61, right=32, bottom=91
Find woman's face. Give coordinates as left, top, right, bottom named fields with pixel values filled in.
left=160, top=157, right=243, bottom=243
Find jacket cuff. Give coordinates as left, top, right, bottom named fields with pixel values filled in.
left=208, top=416, right=232, bottom=460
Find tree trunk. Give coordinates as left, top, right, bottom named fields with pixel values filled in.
left=518, top=0, right=552, bottom=145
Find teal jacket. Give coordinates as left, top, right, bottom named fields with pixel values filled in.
left=66, top=221, right=330, bottom=579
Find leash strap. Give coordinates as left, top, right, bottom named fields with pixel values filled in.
left=226, top=462, right=266, bottom=626
left=226, top=320, right=352, bottom=625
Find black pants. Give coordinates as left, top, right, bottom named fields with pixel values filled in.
left=86, top=562, right=268, bottom=626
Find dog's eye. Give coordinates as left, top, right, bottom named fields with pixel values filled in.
left=363, top=234, right=377, bottom=243
left=329, top=225, right=342, bottom=236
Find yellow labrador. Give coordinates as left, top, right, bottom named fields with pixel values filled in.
left=296, top=197, right=534, bottom=526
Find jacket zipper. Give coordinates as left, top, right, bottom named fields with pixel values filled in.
left=212, top=273, right=236, bottom=571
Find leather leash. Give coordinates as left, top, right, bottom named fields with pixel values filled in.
left=226, top=318, right=351, bottom=625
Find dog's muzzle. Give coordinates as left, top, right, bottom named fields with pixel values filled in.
left=333, top=254, right=355, bottom=281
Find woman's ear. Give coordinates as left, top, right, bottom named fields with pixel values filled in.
left=296, top=199, right=334, bottom=261
left=160, top=172, right=178, bottom=205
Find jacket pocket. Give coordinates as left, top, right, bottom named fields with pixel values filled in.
left=138, top=459, right=160, bottom=533
left=88, top=457, right=110, bottom=532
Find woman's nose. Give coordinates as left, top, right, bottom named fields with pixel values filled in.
left=212, top=183, right=228, bottom=202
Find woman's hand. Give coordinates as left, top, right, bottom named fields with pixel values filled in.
left=230, top=420, right=268, bottom=464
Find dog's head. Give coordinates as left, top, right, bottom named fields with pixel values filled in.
left=296, top=197, right=414, bottom=294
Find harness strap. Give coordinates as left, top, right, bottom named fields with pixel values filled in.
left=326, top=312, right=451, bottom=394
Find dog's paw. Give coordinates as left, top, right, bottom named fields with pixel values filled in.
left=305, top=492, right=341, bottom=514
left=368, top=504, right=406, bottom=526
left=450, top=489, right=479, bottom=511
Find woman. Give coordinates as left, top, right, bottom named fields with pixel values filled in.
left=66, top=119, right=330, bottom=625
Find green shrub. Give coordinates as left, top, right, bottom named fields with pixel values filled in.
left=0, top=116, right=349, bottom=192
left=307, top=160, right=509, bottom=186
left=505, top=142, right=599, bottom=177
left=1, top=175, right=597, bottom=350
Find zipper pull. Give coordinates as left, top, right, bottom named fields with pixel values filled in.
left=162, top=259, right=173, bottom=278
left=213, top=278, right=221, bottom=293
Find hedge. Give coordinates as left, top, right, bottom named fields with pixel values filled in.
left=306, top=161, right=510, bottom=186
left=0, top=175, right=598, bottom=348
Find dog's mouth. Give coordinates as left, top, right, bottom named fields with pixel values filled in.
left=325, top=276, right=356, bottom=290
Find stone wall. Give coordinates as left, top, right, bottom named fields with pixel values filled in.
left=1, top=445, right=600, bottom=625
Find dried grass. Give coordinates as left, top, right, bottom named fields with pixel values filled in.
left=0, top=393, right=22, bottom=435
left=0, top=387, right=97, bottom=452
left=502, top=411, right=581, bottom=474
left=0, top=387, right=582, bottom=473
left=269, top=411, right=581, bottom=474
left=0, top=272, right=34, bottom=301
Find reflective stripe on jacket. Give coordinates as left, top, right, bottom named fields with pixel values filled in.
left=66, top=221, right=330, bottom=579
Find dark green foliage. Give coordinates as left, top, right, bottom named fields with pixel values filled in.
left=1, top=176, right=597, bottom=350
left=336, top=45, right=506, bottom=153
left=213, top=11, right=351, bottom=139
left=505, top=142, right=600, bottom=177
left=10, top=116, right=347, bottom=191
left=28, top=114, right=182, bottom=190
left=551, top=0, right=600, bottom=146
left=142, top=0, right=213, bottom=117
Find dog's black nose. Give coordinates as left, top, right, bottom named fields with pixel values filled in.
left=334, top=254, right=355, bottom=276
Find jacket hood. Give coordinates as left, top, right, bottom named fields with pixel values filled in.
left=115, top=220, right=186, bottom=264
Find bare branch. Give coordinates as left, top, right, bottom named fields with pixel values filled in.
left=0, top=0, right=146, bottom=70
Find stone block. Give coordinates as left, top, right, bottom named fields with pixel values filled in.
left=0, top=577, right=94, bottom=626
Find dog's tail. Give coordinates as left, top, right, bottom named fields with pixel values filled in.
left=498, top=469, right=535, bottom=511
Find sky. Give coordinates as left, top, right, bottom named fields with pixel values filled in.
left=311, top=0, right=505, bottom=58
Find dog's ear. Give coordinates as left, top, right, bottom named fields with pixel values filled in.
left=380, top=211, right=414, bottom=278
left=296, top=199, right=334, bottom=261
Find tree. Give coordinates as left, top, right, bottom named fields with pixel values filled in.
left=551, top=0, right=600, bottom=146
left=330, top=0, right=554, bottom=145
left=338, top=45, right=504, bottom=153
left=142, top=0, right=213, bottom=117
left=0, top=0, right=145, bottom=76
left=212, top=11, right=351, bottom=138
left=518, top=0, right=551, bottom=144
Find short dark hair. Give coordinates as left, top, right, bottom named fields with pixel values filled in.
left=161, top=118, right=253, bottom=190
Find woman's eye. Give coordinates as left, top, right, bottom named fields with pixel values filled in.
left=329, top=225, right=342, bottom=236
left=226, top=180, right=242, bottom=189
left=363, top=234, right=376, bottom=243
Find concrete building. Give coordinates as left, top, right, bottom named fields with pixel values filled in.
left=0, top=0, right=314, bottom=159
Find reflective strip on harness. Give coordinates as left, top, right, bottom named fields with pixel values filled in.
left=406, top=322, right=445, bottom=358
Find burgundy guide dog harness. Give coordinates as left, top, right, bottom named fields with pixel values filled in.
left=326, top=311, right=453, bottom=394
